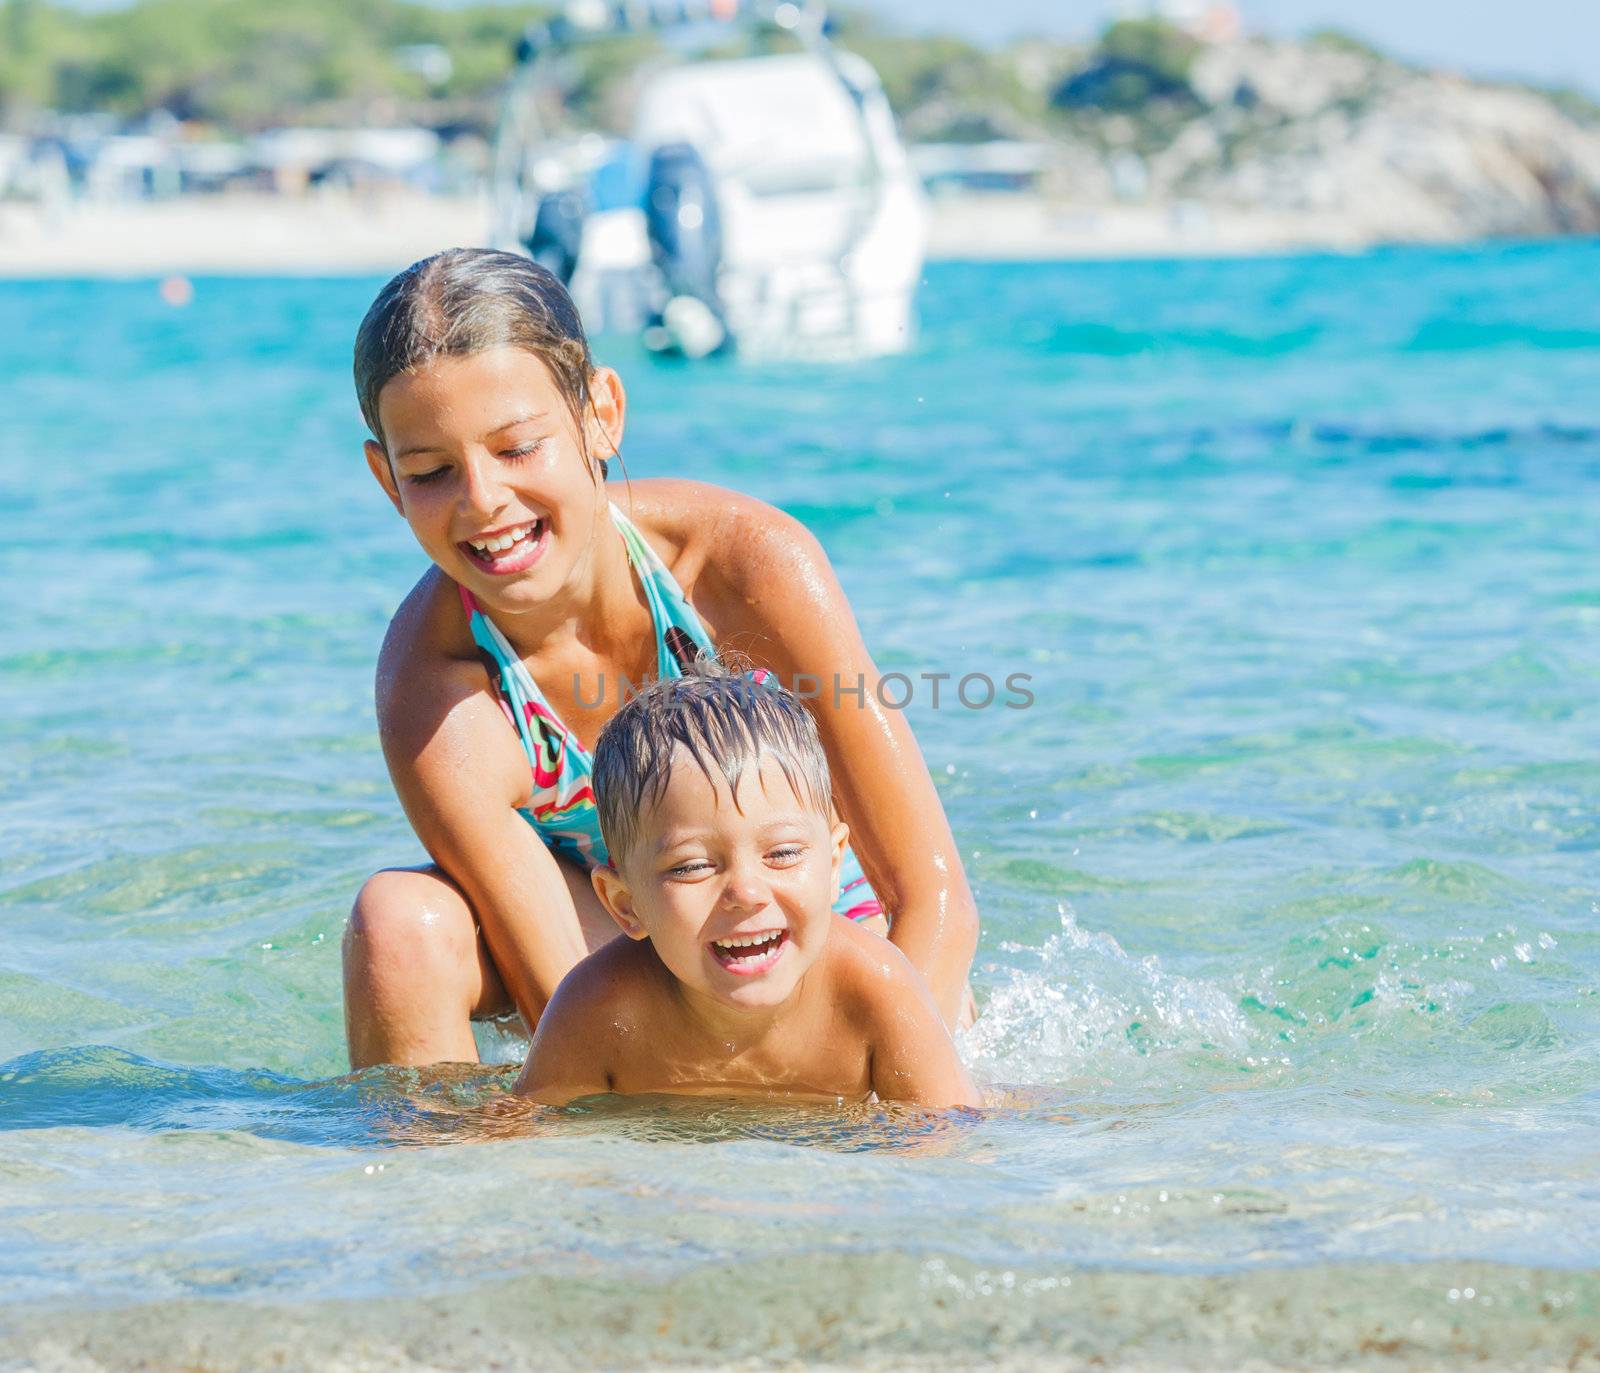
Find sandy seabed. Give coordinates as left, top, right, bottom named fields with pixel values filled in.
left=0, top=188, right=1372, bottom=278
left=4, top=1258, right=1595, bottom=1373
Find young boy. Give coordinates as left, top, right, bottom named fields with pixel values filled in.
left=513, top=668, right=981, bottom=1109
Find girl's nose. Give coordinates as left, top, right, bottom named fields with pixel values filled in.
left=457, top=451, right=508, bottom=520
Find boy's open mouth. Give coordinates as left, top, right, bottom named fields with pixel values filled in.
left=460, top=517, right=547, bottom=575
left=709, top=929, right=788, bottom=975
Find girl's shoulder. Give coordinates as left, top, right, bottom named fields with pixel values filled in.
left=612, top=477, right=786, bottom=545
left=618, top=479, right=826, bottom=607
left=375, top=564, right=482, bottom=725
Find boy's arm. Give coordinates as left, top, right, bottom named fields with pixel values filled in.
left=854, top=935, right=983, bottom=1109
left=512, top=957, right=616, bottom=1105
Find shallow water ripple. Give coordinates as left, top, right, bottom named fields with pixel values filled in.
left=2, top=243, right=1598, bottom=1368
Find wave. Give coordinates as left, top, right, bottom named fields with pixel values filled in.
left=0, top=1045, right=513, bottom=1148
left=1041, top=321, right=1324, bottom=357
left=962, top=901, right=1593, bottom=1102
left=0, top=1046, right=983, bottom=1154
left=964, top=905, right=1253, bottom=1084
left=1406, top=320, right=1600, bottom=352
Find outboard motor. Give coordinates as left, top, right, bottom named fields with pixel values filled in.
left=642, top=142, right=731, bottom=357
left=525, top=188, right=587, bottom=286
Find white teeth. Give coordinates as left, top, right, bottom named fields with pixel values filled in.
left=716, top=932, right=780, bottom=951
left=470, top=522, right=539, bottom=556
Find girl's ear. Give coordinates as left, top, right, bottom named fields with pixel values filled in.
left=584, top=366, right=627, bottom=464
left=592, top=864, right=647, bottom=941
left=365, top=440, right=404, bottom=515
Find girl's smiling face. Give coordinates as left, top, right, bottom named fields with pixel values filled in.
left=365, top=346, right=624, bottom=616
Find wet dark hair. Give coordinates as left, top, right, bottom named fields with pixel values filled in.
left=593, top=660, right=834, bottom=870
left=353, top=247, right=595, bottom=454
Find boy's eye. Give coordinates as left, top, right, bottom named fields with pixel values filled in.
left=767, top=846, right=805, bottom=866
left=667, top=859, right=713, bottom=877
left=407, top=466, right=448, bottom=484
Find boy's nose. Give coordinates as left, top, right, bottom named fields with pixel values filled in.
left=718, top=860, right=770, bottom=912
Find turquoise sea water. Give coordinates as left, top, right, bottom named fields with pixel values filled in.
left=2, top=244, right=1598, bottom=1370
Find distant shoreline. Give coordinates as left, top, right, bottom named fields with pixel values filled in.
left=0, top=188, right=1577, bottom=278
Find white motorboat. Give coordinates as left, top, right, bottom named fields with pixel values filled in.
left=491, top=0, right=926, bottom=359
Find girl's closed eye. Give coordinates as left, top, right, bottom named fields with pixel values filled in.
left=409, top=440, right=541, bottom=480
left=766, top=845, right=805, bottom=866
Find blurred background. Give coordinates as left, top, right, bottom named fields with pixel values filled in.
left=3, top=0, right=1600, bottom=282
left=5, top=5, right=1600, bottom=1370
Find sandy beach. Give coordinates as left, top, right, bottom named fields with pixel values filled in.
left=922, top=192, right=1372, bottom=260
left=0, top=187, right=1374, bottom=277
left=0, top=190, right=496, bottom=278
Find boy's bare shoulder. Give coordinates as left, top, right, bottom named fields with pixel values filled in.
left=538, top=938, right=659, bottom=1046
left=822, top=917, right=927, bottom=1031
left=549, top=936, right=659, bottom=1029
left=824, top=919, right=981, bottom=1109
left=513, top=936, right=659, bottom=1099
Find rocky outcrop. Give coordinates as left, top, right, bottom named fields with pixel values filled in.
left=1039, top=35, right=1600, bottom=243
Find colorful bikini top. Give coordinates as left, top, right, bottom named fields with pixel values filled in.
left=458, top=503, right=709, bottom=870
left=457, top=502, right=883, bottom=922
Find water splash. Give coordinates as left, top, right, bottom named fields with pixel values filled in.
left=964, top=905, right=1252, bottom=1084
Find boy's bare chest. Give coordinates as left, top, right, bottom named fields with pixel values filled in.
left=610, top=1005, right=873, bottom=1102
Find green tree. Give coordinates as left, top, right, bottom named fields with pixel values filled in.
left=1053, top=19, right=1200, bottom=116
left=0, top=0, right=551, bottom=130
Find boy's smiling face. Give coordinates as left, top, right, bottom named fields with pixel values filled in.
left=594, top=748, right=847, bottom=1015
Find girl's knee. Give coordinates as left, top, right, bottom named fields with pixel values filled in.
left=345, top=868, right=475, bottom=983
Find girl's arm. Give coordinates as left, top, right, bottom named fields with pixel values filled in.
left=696, top=489, right=981, bottom=1027
left=376, top=593, right=594, bottom=1031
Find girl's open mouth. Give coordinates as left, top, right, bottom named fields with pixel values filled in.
left=709, top=929, right=788, bottom=976
left=460, top=518, right=547, bottom=575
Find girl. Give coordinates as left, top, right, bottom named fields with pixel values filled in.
left=344, top=247, right=976, bottom=1066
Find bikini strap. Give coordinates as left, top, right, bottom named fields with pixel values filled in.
left=457, top=582, right=561, bottom=757
left=454, top=507, right=718, bottom=760
left=608, top=503, right=716, bottom=677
